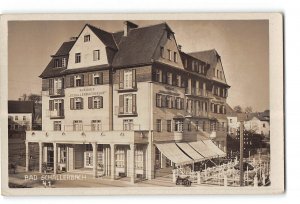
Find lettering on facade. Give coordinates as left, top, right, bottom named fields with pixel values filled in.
left=69, top=91, right=105, bottom=97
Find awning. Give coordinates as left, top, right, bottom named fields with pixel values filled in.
left=202, top=140, right=226, bottom=157
left=189, top=140, right=219, bottom=159
left=155, top=143, right=193, bottom=166
left=176, top=143, right=205, bottom=163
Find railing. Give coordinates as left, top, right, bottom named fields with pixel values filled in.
left=185, top=88, right=208, bottom=97
left=26, top=130, right=149, bottom=144
left=49, top=89, right=65, bottom=96
left=48, top=109, right=64, bottom=119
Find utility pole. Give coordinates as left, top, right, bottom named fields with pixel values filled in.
left=240, top=121, right=244, bottom=186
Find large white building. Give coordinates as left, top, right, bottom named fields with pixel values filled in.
left=25, top=21, right=230, bottom=183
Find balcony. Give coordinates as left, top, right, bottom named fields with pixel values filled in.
left=49, top=89, right=65, bottom=97
left=47, top=109, right=65, bottom=119
left=174, top=132, right=183, bottom=142
left=26, top=130, right=149, bottom=144
left=185, top=88, right=209, bottom=98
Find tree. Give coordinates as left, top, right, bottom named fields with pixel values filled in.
left=28, top=94, right=42, bottom=104
left=233, top=105, right=243, bottom=113
left=245, top=106, right=253, bottom=113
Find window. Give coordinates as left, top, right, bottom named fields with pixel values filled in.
left=263, top=123, right=266, bottom=128
left=49, top=78, right=64, bottom=95
left=88, top=96, right=103, bottom=109
left=135, top=148, right=144, bottom=169
left=167, top=72, right=172, bottom=85
left=156, top=119, right=162, bottom=132
left=84, top=35, right=90, bottom=42
left=220, top=71, right=223, bottom=79
left=75, top=53, right=81, bottom=63
left=93, top=72, right=103, bottom=85
left=88, top=72, right=103, bottom=86
left=176, top=75, right=181, bottom=87
left=116, top=147, right=125, bottom=167
left=49, top=99, right=64, bottom=117
left=91, top=120, right=102, bottom=131
left=93, top=50, right=100, bottom=61
left=167, top=120, right=172, bottom=132
left=167, top=32, right=172, bottom=39
left=70, top=97, right=83, bottom=110
left=23, top=116, right=26, bottom=121
left=174, top=120, right=183, bottom=132
left=230, top=119, right=233, bottom=123
left=123, top=119, right=134, bottom=131
left=156, top=94, right=162, bottom=107
left=166, top=96, right=172, bottom=108
left=217, top=70, right=219, bottom=78
left=73, top=120, right=83, bottom=131
left=54, top=59, right=62, bottom=68
left=119, top=69, right=136, bottom=89
left=119, top=94, right=136, bottom=114
left=167, top=49, right=171, bottom=61
left=174, top=52, right=177, bottom=62
left=74, top=75, right=84, bottom=87
left=155, top=69, right=162, bottom=82
left=160, top=47, right=164, bottom=58
left=176, top=97, right=181, bottom=109
left=53, top=121, right=61, bottom=131
left=62, top=58, right=66, bottom=67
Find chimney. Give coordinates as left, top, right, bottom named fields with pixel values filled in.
left=69, top=37, right=78, bottom=41
left=123, top=21, right=138, bottom=37
left=178, top=45, right=182, bottom=51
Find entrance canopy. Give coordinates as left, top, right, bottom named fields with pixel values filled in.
left=176, top=142, right=205, bottom=163
left=156, top=143, right=193, bottom=166
left=202, top=139, right=226, bottom=157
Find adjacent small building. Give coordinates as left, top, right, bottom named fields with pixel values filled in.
left=8, top=101, right=35, bottom=131
left=226, top=104, right=270, bottom=137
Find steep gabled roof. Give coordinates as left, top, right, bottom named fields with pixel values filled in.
left=53, top=41, right=76, bottom=56
left=226, top=103, right=237, bottom=117
left=8, top=101, right=35, bottom=114
left=39, top=41, right=76, bottom=78
left=87, top=24, right=118, bottom=50
left=189, top=49, right=219, bottom=68
left=112, top=23, right=168, bottom=68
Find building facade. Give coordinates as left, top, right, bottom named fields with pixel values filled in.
left=25, top=21, right=230, bottom=183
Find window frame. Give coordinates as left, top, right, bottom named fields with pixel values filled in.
left=75, top=53, right=81, bottom=63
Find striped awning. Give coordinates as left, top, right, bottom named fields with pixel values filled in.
left=155, top=143, right=194, bottom=166
left=176, top=142, right=205, bottom=163
left=202, top=139, right=226, bottom=157
left=189, top=140, right=219, bottom=159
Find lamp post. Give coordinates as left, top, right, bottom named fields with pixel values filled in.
left=239, top=121, right=244, bottom=187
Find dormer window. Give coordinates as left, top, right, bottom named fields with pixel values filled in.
left=167, top=32, right=172, bottom=40
left=54, top=59, right=62, bottom=68
left=84, top=35, right=90, bottom=42
left=62, top=58, right=66, bottom=67
left=160, top=47, right=164, bottom=58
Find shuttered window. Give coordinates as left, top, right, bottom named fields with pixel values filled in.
left=49, top=79, right=54, bottom=95
left=119, top=70, right=124, bottom=89
left=49, top=100, right=54, bottom=111
left=70, top=97, right=83, bottom=110
left=119, top=95, right=124, bottom=114
left=119, top=69, right=136, bottom=89
left=119, top=94, right=137, bottom=114
left=88, top=96, right=103, bottom=109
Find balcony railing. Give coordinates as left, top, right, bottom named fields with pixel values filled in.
left=48, top=109, right=65, bottom=119
left=26, top=130, right=149, bottom=144
left=185, top=88, right=208, bottom=97
left=49, top=89, right=65, bottom=96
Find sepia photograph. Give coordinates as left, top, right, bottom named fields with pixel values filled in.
left=0, top=13, right=284, bottom=195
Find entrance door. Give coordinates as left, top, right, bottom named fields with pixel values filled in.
left=84, top=152, right=93, bottom=168
left=47, top=148, right=54, bottom=169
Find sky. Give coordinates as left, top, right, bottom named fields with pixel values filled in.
left=8, top=20, right=269, bottom=112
